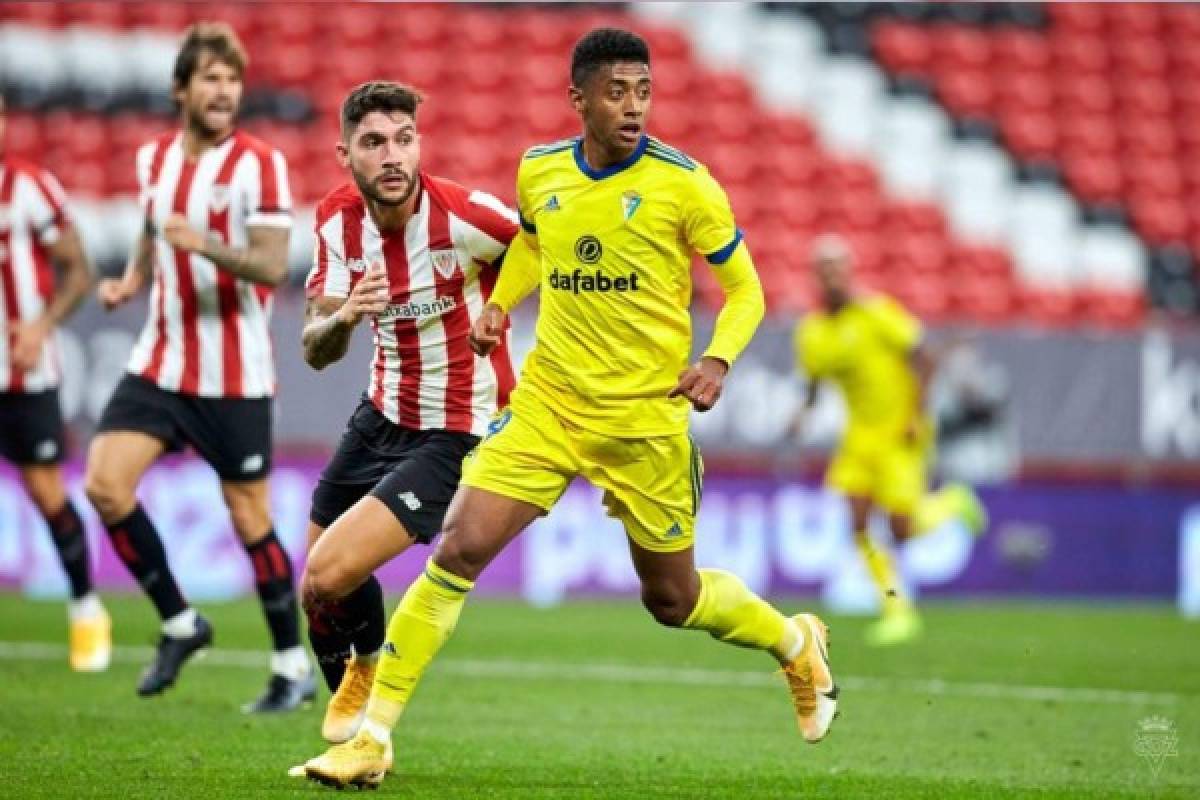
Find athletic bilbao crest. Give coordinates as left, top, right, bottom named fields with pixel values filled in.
left=209, top=185, right=231, bottom=213
left=431, top=249, right=460, bottom=279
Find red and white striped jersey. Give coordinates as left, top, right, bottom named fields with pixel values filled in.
left=127, top=130, right=292, bottom=398
left=305, top=174, right=519, bottom=436
left=0, top=158, right=71, bottom=393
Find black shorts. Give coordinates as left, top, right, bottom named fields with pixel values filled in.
left=96, top=373, right=272, bottom=481
left=310, top=396, right=479, bottom=544
left=0, top=390, right=66, bottom=466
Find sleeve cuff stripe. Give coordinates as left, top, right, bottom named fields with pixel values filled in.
left=706, top=229, right=743, bottom=265
left=518, top=210, right=536, bottom=234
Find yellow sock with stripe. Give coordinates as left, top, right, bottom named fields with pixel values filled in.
left=682, top=568, right=803, bottom=664
left=361, top=560, right=473, bottom=743
left=857, top=534, right=911, bottom=616
left=914, top=487, right=960, bottom=536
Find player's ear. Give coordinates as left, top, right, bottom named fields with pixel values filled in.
left=568, top=85, right=584, bottom=115
left=334, top=140, right=350, bottom=168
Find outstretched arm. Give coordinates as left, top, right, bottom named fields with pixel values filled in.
left=163, top=214, right=290, bottom=286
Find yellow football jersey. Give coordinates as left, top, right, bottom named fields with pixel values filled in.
left=512, top=135, right=742, bottom=437
left=795, top=295, right=923, bottom=437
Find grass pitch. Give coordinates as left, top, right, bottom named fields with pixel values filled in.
left=0, top=594, right=1196, bottom=799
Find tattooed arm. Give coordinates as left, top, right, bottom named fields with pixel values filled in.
left=302, top=263, right=390, bottom=370
left=162, top=213, right=290, bottom=286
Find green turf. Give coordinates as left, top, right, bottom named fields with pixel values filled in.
left=0, top=594, right=1196, bottom=799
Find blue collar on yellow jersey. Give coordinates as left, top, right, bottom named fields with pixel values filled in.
left=572, top=134, right=649, bottom=180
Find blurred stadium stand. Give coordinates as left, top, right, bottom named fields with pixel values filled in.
left=1, top=1, right=1197, bottom=328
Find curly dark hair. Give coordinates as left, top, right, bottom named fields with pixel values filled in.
left=340, top=81, right=424, bottom=136
left=570, top=27, right=650, bottom=88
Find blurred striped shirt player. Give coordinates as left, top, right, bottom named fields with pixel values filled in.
left=127, top=129, right=291, bottom=398
left=0, top=157, right=71, bottom=392
left=305, top=174, right=518, bottom=436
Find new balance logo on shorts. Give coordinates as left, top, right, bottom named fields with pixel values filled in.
left=397, top=491, right=422, bottom=511
left=241, top=454, right=264, bottom=474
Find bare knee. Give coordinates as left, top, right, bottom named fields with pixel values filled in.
left=222, top=483, right=271, bottom=544
left=432, top=515, right=490, bottom=582
left=640, top=581, right=698, bottom=628
left=301, top=556, right=354, bottom=609
left=21, top=467, right=66, bottom=516
left=83, top=466, right=133, bottom=523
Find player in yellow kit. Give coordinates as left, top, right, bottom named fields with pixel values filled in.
left=795, top=235, right=987, bottom=647
left=300, top=28, right=838, bottom=789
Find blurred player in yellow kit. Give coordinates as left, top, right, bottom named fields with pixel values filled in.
left=299, top=27, right=838, bottom=789
left=794, top=235, right=987, bottom=646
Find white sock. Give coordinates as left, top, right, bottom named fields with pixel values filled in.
left=361, top=717, right=391, bottom=746
left=270, top=646, right=312, bottom=681
left=784, top=619, right=806, bottom=662
left=67, top=592, right=105, bottom=623
left=162, top=608, right=199, bottom=638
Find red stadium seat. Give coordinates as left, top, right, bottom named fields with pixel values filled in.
left=934, top=25, right=992, bottom=72
left=1021, top=289, right=1082, bottom=329
left=1114, top=78, right=1172, bottom=120
left=1105, top=2, right=1161, bottom=36
left=1120, top=118, right=1178, bottom=160
left=1130, top=196, right=1190, bottom=245
left=62, top=1, right=126, bottom=28
left=936, top=70, right=993, bottom=118
left=1110, top=37, right=1169, bottom=78
left=0, top=1, right=63, bottom=25
left=995, top=70, right=1054, bottom=114
left=950, top=273, right=1017, bottom=324
left=1054, top=74, right=1114, bottom=115
left=1048, top=2, right=1105, bottom=35
left=1000, top=110, right=1057, bottom=160
left=1050, top=33, right=1108, bottom=75
left=991, top=28, right=1051, bottom=72
left=1057, top=114, right=1118, bottom=157
left=871, top=21, right=932, bottom=74
left=1062, top=154, right=1123, bottom=204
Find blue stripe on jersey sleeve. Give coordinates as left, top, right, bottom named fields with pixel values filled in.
left=518, top=209, right=536, bottom=234
left=706, top=229, right=744, bottom=265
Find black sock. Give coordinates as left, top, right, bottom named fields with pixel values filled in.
left=43, top=502, right=91, bottom=599
left=307, top=615, right=353, bottom=692
left=106, top=505, right=187, bottom=620
left=245, top=530, right=301, bottom=652
left=341, top=575, right=386, bottom=657
left=304, top=575, right=385, bottom=691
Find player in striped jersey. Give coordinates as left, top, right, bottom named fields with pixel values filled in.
left=0, top=92, right=109, bottom=672
left=82, top=24, right=314, bottom=711
left=297, top=81, right=519, bottom=754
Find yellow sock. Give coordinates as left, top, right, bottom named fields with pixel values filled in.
left=363, top=560, right=473, bottom=738
left=682, top=568, right=798, bottom=664
left=914, top=487, right=959, bottom=535
left=856, top=534, right=910, bottom=616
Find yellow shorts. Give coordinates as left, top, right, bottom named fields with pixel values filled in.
left=827, top=427, right=930, bottom=515
left=461, top=389, right=703, bottom=553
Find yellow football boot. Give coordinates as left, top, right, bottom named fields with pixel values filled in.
left=303, top=729, right=390, bottom=790
left=782, top=613, right=839, bottom=743
left=323, top=656, right=376, bottom=743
